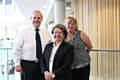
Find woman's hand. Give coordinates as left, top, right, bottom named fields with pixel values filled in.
left=44, top=71, right=54, bottom=80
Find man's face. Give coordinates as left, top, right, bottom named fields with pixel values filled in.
left=31, top=12, right=43, bottom=28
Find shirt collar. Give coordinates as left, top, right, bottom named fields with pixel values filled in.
left=53, top=41, right=63, bottom=47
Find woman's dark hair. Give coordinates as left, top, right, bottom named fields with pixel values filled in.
left=52, top=24, right=67, bottom=39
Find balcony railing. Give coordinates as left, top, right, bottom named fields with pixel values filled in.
left=90, top=49, right=120, bottom=80
left=0, top=48, right=14, bottom=80
left=0, top=48, right=120, bottom=80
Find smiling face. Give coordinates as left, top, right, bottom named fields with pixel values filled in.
left=52, top=27, right=65, bottom=43
left=65, top=17, right=77, bottom=34
left=31, top=10, right=43, bottom=28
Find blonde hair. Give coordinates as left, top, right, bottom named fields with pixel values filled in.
left=66, top=16, right=77, bottom=25
left=65, top=16, right=78, bottom=30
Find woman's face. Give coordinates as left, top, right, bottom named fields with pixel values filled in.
left=52, top=28, right=65, bottom=42
left=65, top=19, right=77, bottom=33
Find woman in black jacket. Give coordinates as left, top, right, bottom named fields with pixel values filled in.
left=43, top=24, right=74, bottom=80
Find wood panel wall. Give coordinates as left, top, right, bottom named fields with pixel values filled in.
left=74, top=0, right=120, bottom=80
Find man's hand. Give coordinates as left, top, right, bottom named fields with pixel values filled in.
left=15, top=65, right=23, bottom=72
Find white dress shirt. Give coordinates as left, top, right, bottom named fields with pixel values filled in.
left=13, top=25, right=52, bottom=66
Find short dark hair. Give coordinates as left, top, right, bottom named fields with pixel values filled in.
left=52, top=24, right=67, bottom=39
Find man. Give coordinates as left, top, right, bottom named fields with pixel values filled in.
left=13, top=10, right=52, bottom=80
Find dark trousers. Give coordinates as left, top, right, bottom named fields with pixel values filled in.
left=72, top=64, right=90, bottom=80
left=21, top=60, right=44, bottom=80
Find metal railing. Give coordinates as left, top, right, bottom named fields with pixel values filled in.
left=90, top=48, right=120, bottom=80
left=92, top=48, right=120, bottom=52
left=0, top=48, right=14, bottom=80
left=0, top=48, right=120, bottom=80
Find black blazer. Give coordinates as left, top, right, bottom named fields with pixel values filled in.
left=43, top=40, right=74, bottom=80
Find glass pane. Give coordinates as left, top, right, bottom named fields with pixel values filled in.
left=0, top=0, right=2, bottom=4
left=5, top=0, right=12, bottom=5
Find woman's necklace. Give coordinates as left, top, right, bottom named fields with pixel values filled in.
left=65, top=33, right=74, bottom=43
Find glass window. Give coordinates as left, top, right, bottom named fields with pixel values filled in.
left=0, top=0, right=2, bottom=4
left=5, top=0, right=12, bottom=5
